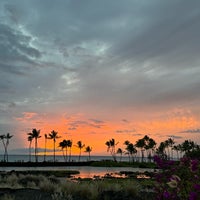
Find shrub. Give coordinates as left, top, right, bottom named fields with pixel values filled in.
left=154, top=155, right=200, bottom=200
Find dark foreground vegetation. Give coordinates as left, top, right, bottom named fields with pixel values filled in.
left=0, top=170, right=155, bottom=200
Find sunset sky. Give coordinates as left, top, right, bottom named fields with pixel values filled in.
left=0, top=0, right=200, bottom=156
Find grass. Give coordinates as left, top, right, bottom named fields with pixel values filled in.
left=0, top=172, right=155, bottom=200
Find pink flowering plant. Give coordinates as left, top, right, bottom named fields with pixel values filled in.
left=154, top=155, right=200, bottom=200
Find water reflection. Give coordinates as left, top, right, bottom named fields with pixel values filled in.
left=0, top=166, right=154, bottom=179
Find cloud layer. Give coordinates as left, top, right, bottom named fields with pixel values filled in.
left=1, top=0, right=200, bottom=153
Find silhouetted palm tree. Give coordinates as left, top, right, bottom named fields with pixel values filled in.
left=48, top=130, right=60, bottom=162
left=76, top=141, right=85, bottom=161
left=126, top=143, right=137, bottom=162
left=44, top=134, right=48, bottom=162
left=29, top=129, right=41, bottom=162
left=105, top=138, right=118, bottom=162
left=164, top=137, right=175, bottom=160
left=156, top=142, right=167, bottom=159
left=85, top=146, right=92, bottom=161
left=59, top=140, right=67, bottom=161
left=147, top=138, right=156, bottom=162
left=27, top=134, right=33, bottom=162
left=0, top=133, right=13, bottom=162
left=124, top=140, right=131, bottom=162
left=135, top=138, right=145, bottom=162
left=67, top=140, right=73, bottom=162
left=116, top=148, right=123, bottom=162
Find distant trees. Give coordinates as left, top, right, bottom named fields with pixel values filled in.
left=0, top=133, right=13, bottom=162
left=21, top=128, right=199, bottom=163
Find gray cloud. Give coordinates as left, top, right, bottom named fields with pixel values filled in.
left=0, top=0, right=200, bottom=151
left=116, top=129, right=136, bottom=134
left=181, top=129, right=200, bottom=134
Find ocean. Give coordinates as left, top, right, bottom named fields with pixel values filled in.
left=0, top=154, right=131, bottom=163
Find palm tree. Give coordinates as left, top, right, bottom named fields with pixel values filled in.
left=0, top=133, right=13, bottom=162
left=44, top=134, right=48, bottom=162
left=124, top=140, right=131, bottom=162
left=85, top=146, right=92, bottom=161
left=105, top=138, right=118, bottom=162
left=164, top=137, right=175, bottom=160
left=76, top=141, right=85, bottom=161
left=135, top=138, right=145, bottom=162
left=125, top=143, right=137, bottom=162
left=59, top=140, right=68, bottom=161
left=28, top=128, right=41, bottom=162
left=67, top=140, right=73, bottom=162
left=116, top=148, right=123, bottom=162
left=48, top=130, right=60, bottom=162
left=156, top=142, right=167, bottom=159
left=27, top=134, right=33, bottom=162
left=173, top=144, right=181, bottom=160
left=144, top=137, right=157, bottom=162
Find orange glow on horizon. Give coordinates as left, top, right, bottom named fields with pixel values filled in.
left=15, top=109, right=200, bottom=155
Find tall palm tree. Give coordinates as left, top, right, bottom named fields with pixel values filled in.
left=116, top=148, right=123, bottom=162
left=156, top=142, right=167, bottom=159
left=0, top=133, right=13, bottom=162
left=164, top=137, right=175, bottom=160
left=0, top=135, right=6, bottom=162
left=124, top=140, right=131, bottom=162
left=85, top=146, right=92, bottom=161
left=135, top=138, right=145, bottom=162
left=29, top=129, right=41, bottom=162
left=147, top=138, right=156, bottom=162
left=105, top=138, right=118, bottom=162
left=44, top=134, right=48, bottom=162
left=125, top=142, right=137, bottom=162
left=27, top=134, right=33, bottom=162
left=76, top=141, right=85, bottom=161
left=48, top=130, right=60, bottom=162
left=59, top=140, right=68, bottom=161
left=67, top=140, right=73, bottom=162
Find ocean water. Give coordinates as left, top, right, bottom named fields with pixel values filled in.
left=0, top=154, right=130, bottom=163
left=0, top=155, right=153, bottom=178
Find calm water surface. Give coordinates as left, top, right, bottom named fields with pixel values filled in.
left=0, top=166, right=154, bottom=178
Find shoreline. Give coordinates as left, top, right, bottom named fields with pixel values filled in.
left=0, top=161, right=94, bottom=167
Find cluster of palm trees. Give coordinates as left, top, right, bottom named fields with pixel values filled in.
left=27, top=129, right=92, bottom=162
left=106, top=135, right=156, bottom=162
left=0, top=133, right=13, bottom=162
left=1, top=129, right=199, bottom=163
left=106, top=135, right=200, bottom=162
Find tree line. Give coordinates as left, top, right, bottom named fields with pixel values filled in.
left=106, top=135, right=200, bottom=162
left=27, top=128, right=92, bottom=163
left=0, top=130, right=200, bottom=162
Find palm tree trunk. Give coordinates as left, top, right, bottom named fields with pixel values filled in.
left=35, top=138, right=38, bottom=162
left=29, top=142, right=32, bottom=162
left=44, top=139, right=46, bottom=162
left=54, top=141, right=55, bottom=162
left=65, top=147, right=68, bottom=162
left=79, top=148, right=81, bottom=161
left=69, top=147, right=72, bottom=162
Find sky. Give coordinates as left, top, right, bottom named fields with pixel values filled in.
left=0, top=0, right=200, bottom=156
